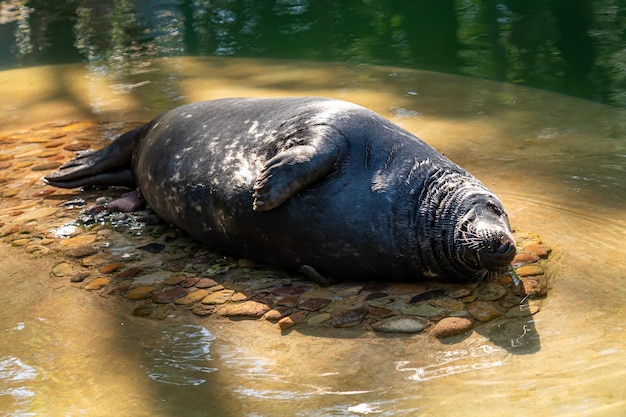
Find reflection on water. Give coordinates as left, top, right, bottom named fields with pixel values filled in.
left=0, top=355, right=38, bottom=416
left=0, top=57, right=625, bottom=416
left=140, top=324, right=217, bottom=386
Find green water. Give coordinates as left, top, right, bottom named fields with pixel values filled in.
left=1, top=0, right=624, bottom=106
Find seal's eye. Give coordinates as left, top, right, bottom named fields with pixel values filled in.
left=486, top=201, right=503, bottom=216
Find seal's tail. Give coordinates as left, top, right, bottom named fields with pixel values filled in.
left=43, top=126, right=141, bottom=189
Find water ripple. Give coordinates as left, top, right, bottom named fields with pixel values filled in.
left=0, top=356, right=39, bottom=417
left=140, top=324, right=217, bottom=386
left=395, top=343, right=507, bottom=382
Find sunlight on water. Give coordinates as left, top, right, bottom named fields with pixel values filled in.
left=0, top=355, right=39, bottom=417
left=140, top=324, right=217, bottom=386
left=396, top=344, right=506, bottom=382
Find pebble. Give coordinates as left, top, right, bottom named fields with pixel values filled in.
left=65, top=245, right=98, bottom=258
left=301, top=288, right=335, bottom=299
left=152, top=287, right=189, bottom=304
left=133, top=271, right=172, bottom=286
left=512, top=278, right=547, bottom=297
left=298, top=297, right=331, bottom=311
left=84, top=277, right=109, bottom=291
left=500, top=295, right=522, bottom=309
left=525, top=243, right=552, bottom=258
left=307, top=313, right=331, bottom=325
left=445, top=287, right=472, bottom=299
left=189, top=303, right=214, bottom=317
left=276, top=296, right=299, bottom=307
left=278, top=311, right=309, bottom=330
left=51, top=262, right=73, bottom=277
left=402, top=304, right=445, bottom=318
left=80, top=253, right=111, bottom=267
left=25, top=244, right=50, bottom=255
left=432, top=297, right=465, bottom=310
left=367, top=307, right=391, bottom=318
left=476, top=282, right=507, bottom=301
left=333, top=285, right=363, bottom=297
left=163, top=275, right=185, bottom=285
left=71, top=273, right=90, bottom=283
left=0, top=224, right=23, bottom=237
left=180, top=277, right=200, bottom=288
left=127, top=286, right=156, bottom=300
left=219, top=301, right=270, bottom=318
left=113, top=267, right=143, bottom=279
left=264, top=307, right=292, bottom=321
left=371, top=316, right=430, bottom=333
left=515, top=265, right=544, bottom=277
left=13, top=207, right=59, bottom=223
left=195, top=277, right=219, bottom=288
left=271, top=286, right=308, bottom=297
left=431, top=317, right=474, bottom=338
left=231, top=292, right=248, bottom=302
left=99, top=262, right=125, bottom=274
left=332, top=306, right=369, bottom=328
left=512, top=252, right=539, bottom=266
left=201, top=289, right=235, bottom=305
left=174, top=289, right=210, bottom=305
left=466, top=301, right=502, bottom=322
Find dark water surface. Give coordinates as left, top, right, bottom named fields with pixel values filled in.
left=2, top=0, right=626, bottom=106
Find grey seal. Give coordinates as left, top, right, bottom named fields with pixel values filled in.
left=44, top=97, right=516, bottom=283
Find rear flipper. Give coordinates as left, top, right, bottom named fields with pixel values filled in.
left=43, top=126, right=142, bottom=189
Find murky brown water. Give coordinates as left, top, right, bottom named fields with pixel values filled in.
left=1, top=57, right=625, bottom=416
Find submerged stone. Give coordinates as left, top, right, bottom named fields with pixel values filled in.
left=201, top=289, right=235, bottom=305
left=476, top=282, right=507, bottom=301
left=466, top=301, right=502, bottom=322
left=84, top=277, right=108, bottom=291
left=175, top=289, right=210, bottom=305
left=128, top=286, right=156, bottom=300
left=152, top=287, right=188, bottom=304
left=525, top=243, right=552, bottom=258
left=278, top=311, right=308, bottom=330
left=331, top=306, right=369, bottom=328
left=298, top=297, right=331, bottom=311
left=219, top=301, right=270, bottom=318
left=307, top=312, right=331, bottom=325
left=371, top=316, right=430, bottom=333
left=51, top=262, right=73, bottom=277
left=431, top=317, right=474, bottom=338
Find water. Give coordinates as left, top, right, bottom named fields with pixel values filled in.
left=0, top=56, right=624, bottom=416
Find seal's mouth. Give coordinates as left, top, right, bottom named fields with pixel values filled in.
left=457, top=218, right=516, bottom=273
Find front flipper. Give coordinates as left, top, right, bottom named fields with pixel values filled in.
left=43, top=126, right=142, bottom=189
left=253, top=125, right=346, bottom=211
left=300, top=265, right=338, bottom=286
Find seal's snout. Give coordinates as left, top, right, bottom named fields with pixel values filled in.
left=483, top=232, right=516, bottom=267
left=495, top=236, right=516, bottom=261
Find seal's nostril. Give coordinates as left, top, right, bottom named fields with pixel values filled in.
left=496, top=241, right=513, bottom=255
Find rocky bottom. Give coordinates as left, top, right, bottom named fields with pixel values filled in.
left=0, top=121, right=553, bottom=340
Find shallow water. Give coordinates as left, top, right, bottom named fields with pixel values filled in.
left=1, top=57, right=625, bottom=416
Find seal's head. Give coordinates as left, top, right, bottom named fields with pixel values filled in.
left=455, top=194, right=516, bottom=281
